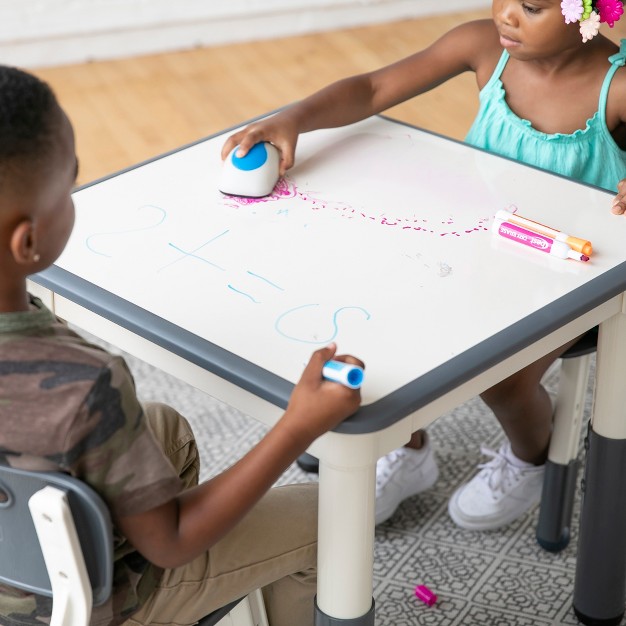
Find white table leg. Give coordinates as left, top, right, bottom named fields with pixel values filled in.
left=588, top=308, right=626, bottom=439
left=315, top=445, right=376, bottom=625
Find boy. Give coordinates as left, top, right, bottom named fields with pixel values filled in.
left=0, top=65, right=363, bottom=626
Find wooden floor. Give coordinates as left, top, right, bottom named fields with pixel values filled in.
left=32, top=11, right=489, bottom=185
left=33, top=11, right=626, bottom=186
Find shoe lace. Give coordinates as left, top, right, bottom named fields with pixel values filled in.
left=477, top=445, right=524, bottom=494
left=376, top=449, right=406, bottom=489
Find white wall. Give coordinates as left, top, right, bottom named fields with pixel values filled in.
left=0, top=0, right=489, bottom=68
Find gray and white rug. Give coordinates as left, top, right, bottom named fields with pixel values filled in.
left=79, top=327, right=615, bottom=626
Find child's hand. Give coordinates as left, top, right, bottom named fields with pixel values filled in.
left=221, top=113, right=299, bottom=176
left=281, top=343, right=363, bottom=445
left=612, top=178, right=626, bottom=215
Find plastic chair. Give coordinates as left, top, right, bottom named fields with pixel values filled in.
left=536, top=330, right=597, bottom=552
left=0, top=465, right=268, bottom=626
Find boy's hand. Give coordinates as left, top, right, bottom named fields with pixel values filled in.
left=117, top=343, right=362, bottom=568
left=281, top=343, right=363, bottom=445
left=221, top=113, right=299, bottom=176
left=612, top=178, right=626, bottom=215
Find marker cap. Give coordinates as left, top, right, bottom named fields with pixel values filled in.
left=415, top=584, right=437, bottom=606
left=565, top=236, right=593, bottom=256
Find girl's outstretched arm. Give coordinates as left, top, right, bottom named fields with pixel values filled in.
left=221, top=20, right=499, bottom=174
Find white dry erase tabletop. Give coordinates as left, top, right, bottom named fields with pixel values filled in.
left=48, top=115, right=626, bottom=426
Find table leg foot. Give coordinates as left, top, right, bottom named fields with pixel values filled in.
left=536, top=459, right=579, bottom=552
left=574, top=430, right=626, bottom=624
left=314, top=598, right=375, bottom=626
left=573, top=607, right=624, bottom=626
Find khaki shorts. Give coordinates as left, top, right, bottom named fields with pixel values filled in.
left=124, top=402, right=318, bottom=626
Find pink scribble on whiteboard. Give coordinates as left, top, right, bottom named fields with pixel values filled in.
left=221, top=176, right=490, bottom=237
left=221, top=177, right=298, bottom=208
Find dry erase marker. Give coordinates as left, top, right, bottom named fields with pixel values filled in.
left=496, top=208, right=593, bottom=256
left=323, top=361, right=364, bottom=389
left=493, top=220, right=590, bottom=262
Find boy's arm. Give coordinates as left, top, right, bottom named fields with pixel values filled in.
left=116, top=344, right=362, bottom=569
left=221, top=19, right=498, bottom=174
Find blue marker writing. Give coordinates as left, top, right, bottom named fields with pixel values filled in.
left=322, top=360, right=364, bottom=389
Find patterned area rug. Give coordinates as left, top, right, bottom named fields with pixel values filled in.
left=80, top=328, right=615, bottom=626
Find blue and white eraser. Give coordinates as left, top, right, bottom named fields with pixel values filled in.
left=322, top=360, right=364, bottom=389
left=219, top=141, right=280, bottom=198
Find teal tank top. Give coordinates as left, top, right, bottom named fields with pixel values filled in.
left=465, top=40, right=626, bottom=192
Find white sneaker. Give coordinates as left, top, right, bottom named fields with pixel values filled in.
left=448, top=442, right=544, bottom=531
left=375, top=436, right=439, bottom=525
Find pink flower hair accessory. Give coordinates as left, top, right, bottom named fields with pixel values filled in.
left=596, top=0, right=624, bottom=26
left=562, top=0, right=623, bottom=39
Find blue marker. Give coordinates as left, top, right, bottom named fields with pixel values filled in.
left=322, top=360, right=364, bottom=389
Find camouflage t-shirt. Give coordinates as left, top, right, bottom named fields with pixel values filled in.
left=0, top=297, right=184, bottom=625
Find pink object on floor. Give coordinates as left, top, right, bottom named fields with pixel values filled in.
left=415, top=584, right=437, bottom=606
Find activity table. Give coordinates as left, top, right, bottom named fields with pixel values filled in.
left=29, top=115, right=626, bottom=625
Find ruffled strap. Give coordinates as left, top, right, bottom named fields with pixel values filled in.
left=479, top=49, right=510, bottom=98
left=599, top=39, right=626, bottom=125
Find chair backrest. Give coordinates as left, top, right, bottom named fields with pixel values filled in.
left=0, top=465, right=263, bottom=626
left=0, top=465, right=113, bottom=606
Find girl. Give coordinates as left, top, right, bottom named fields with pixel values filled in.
left=222, top=0, right=626, bottom=531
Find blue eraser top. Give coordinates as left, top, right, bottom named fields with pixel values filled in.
left=231, top=142, right=268, bottom=171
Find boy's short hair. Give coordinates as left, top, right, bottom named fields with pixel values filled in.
left=0, top=66, right=60, bottom=188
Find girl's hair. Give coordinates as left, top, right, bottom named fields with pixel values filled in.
left=0, top=66, right=60, bottom=188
